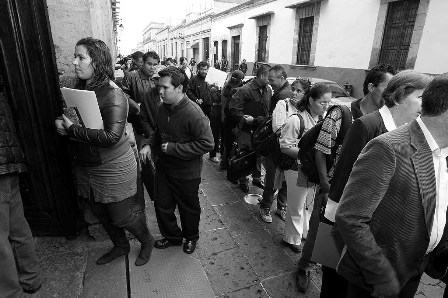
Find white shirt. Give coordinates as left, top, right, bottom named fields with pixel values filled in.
left=271, top=98, right=298, bottom=133
left=416, top=116, right=448, bottom=253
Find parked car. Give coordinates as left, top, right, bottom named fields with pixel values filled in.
left=286, top=77, right=355, bottom=107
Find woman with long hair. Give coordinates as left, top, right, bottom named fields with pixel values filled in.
left=55, top=38, right=154, bottom=266
left=280, top=82, right=331, bottom=252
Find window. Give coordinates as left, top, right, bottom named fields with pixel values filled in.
left=378, top=0, right=420, bottom=70
left=296, top=16, right=314, bottom=65
left=203, top=37, right=210, bottom=61
left=258, top=25, right=268, bottom=62
left=222, top=40, right=228, bottom=60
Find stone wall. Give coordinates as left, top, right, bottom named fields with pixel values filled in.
left=46, top=0, right=115, bottom=78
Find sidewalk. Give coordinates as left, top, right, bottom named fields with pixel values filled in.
left=29, top=156, right=445, bottom=297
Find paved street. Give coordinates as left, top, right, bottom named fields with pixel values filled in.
left=30, top=155, right=445, bottom=297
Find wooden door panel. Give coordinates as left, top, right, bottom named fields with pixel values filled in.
left=0, top=0, right=79, bottom=236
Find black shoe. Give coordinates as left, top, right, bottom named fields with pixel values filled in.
left=253, top=180, right=265, bottom=189
left=239, top=183, right=249, bottom=193
left=23, top=283, right=42, bottom=294
left=297, top=269, right=311, bottom=293
left=154, top=238, right=182, bottom=249
left=96, top=246, right=130, bottom=265
left=183, top=240, right=197, bottom=254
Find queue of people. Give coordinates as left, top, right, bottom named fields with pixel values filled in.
left=3, top=35, right=448, bottom=297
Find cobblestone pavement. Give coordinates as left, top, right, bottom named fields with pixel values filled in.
left=30, top=155, right=445, bottom=297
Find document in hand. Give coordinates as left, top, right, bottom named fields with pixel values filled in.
left=61, top=87, right=104, bottom=129
left=205, top=67, right=228, bottom=88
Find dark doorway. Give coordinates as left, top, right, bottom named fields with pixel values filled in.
left=0, top=0, right=79, bottom=236
left=257, top=25, right=268, bottom=62
left=213, top=41, right=218, bottom=66
left=222, top=40, right=228, bottom=60
left=203, top=37, right=210, bottom=61
left=231, top=35, right=240, bottom=71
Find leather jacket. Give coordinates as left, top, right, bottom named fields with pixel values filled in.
left=0, top=92, right=26, bottom=175
left=68, top=82, right=131, bottom=167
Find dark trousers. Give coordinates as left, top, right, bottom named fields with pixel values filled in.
left=221, top=112, right=236, bottom=164
left=260, top=153, right=287, bottom=210
left=85, top=193, right=133, bottom=250
left=320, top=266, right=347, bottom=298
left=209, top=115, right=221, bottom=158
left=155, top=168, right=201, bottom=242
left=347, top=270, right=422, bottom=298
left=298, top=189, right=325, bottom=270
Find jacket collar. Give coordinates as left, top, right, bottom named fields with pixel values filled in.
left=137, top=69, right=152, bottom=81
left=249, top=78, right=266, bottom=90
left=409, top=119, right=437, bottom=236
left=163, top=95, right=189, bottom=111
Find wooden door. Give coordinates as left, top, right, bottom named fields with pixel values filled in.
left=0, top=0, right=79, bottom=236
left=232, top=35, right=240, bottom=71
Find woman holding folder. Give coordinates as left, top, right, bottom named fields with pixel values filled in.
left=55, top=38, right=154, bottom=266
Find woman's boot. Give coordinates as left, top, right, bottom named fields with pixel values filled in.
left=115, top=212, right=155, bottom=266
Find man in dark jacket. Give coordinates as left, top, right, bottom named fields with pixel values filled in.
left=0, top=83, right=42, bottom=296
left=141, top=67, right=214, bottom=254
left=239, top=59, right=248, bottom=74
left=230, top=64, right=271, bottom=192
left=187, top=61, right=212, bottom=117
left=259, top=65, right=294, bottom=223
left=122, top=51, right=161, bottom=203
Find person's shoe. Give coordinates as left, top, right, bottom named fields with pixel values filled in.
left=282, top=240, right=302, bottom=253
left=297, top=269, right=311, bottom=293
left=154, top=238, right=182, bottom=249
left=259, top=207, right=272, bottom=223
left=252, top=179, right=265, bottom=189
left=209, top=156, right=220, bottom=163
left=240, top=183, right=250, bottom=193
left=23, top=283, right=43, bottom=294
left=183, top=240, right=197, bottom=254
left=276, top=207, right=287, bottom=221
left=96, top=246, right=130, bottom=265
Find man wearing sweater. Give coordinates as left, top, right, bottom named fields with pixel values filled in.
left=140, top=66, right=214, bottom=254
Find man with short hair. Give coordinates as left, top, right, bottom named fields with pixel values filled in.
left=0, top=80, right=42, bottom=296
left=258, top=65, right=293, bottom=223
left=239, top=59, right=248, bottom=74
left=143, top=67, right=214, bottom=254
left=130, top=51, right=144, bottom=71
left=230, top=64, right=272, bottom=193
left=296, top=64, right=396, bottom=293
left=336, top=74, right=448, bottom=298
left=122, top=51, right=161, bottom=202
left=187, top=61, right=212, bottom=116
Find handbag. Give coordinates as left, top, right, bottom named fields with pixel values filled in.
left=271, top=113, right=304, bottom=171
left=252, top=99, right=290, bottom=156
left=227, top=143, right=257, bottom=182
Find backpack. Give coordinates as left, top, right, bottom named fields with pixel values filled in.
left=252, top=99, right=291, bottom=156
left=298, top=105, right=352, bottom=184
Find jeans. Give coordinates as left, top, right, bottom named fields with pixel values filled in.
left=0, top=174, right=41, bottom=297
left=154, top=168, right=201, bottom=242
left=260, top=153, right=287, bottom=210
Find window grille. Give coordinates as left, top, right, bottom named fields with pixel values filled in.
left=296, top=16, right=314, bottom=65
left=379, top=0, right=419, bottom=70
left=258, top=25, right=268, bottom=62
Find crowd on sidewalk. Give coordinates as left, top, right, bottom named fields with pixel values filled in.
left=3, top=36, right=448, bottom=298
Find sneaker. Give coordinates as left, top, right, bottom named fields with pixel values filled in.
left=297, top=269, right=311, bottom=293
left=276, top=207, right=287, bottom=221
left=259, top=207, right=272, bottom=223
left=209, top=156, right=220, bottom=163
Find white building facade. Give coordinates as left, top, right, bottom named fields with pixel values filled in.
left=144, top=0, right=447, bottom=97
